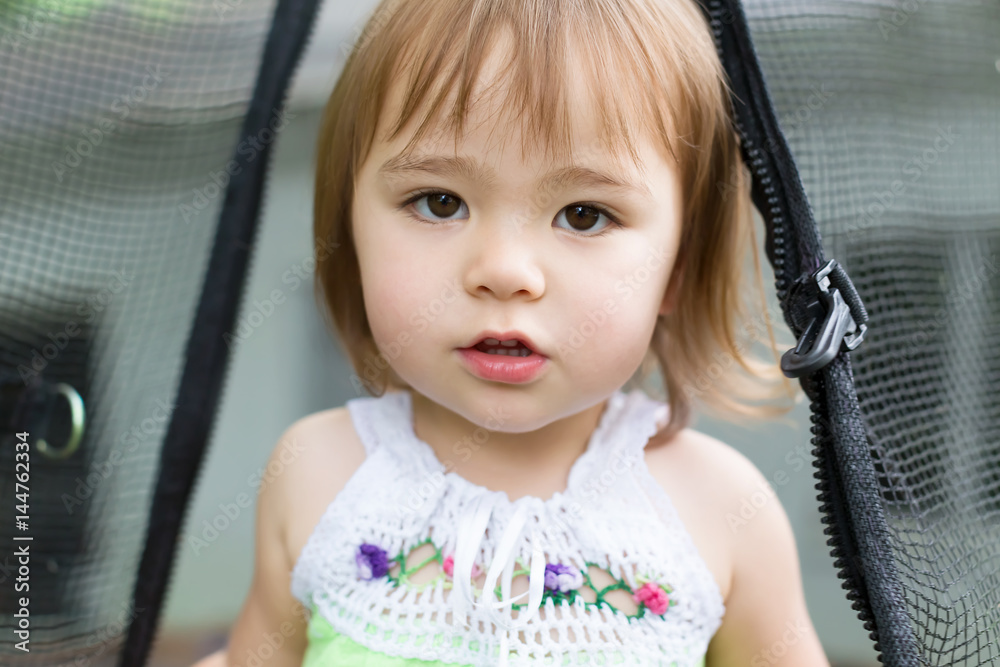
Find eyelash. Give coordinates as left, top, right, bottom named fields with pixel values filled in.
left=399, top=188, right=625, bottom=237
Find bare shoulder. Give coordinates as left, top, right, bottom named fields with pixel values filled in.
left=266, top=405, right=368, bottom=570
left=221, top=406, right=368, bottom=667
left=645, top=430, right=828, bottom=666
left=645, top=427, right=776, bottom=516
left=642, top=427, right=777, bottom=603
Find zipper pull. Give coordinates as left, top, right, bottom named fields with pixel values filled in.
left=780, top=259, right=869, bottom=378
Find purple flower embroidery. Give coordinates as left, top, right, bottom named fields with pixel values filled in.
left=355, top=543, right=389, bottom=580
left=544, top=563, right=583, bottom=593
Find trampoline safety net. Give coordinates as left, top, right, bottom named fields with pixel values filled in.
left=0, top=0, right=304, bottom=665
left=738, top=0, right=1000, bottom=664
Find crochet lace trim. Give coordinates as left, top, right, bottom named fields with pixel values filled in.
left=291, top=389, right=725, bottom=666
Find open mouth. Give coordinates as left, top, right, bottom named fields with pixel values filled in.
left=458, top=333, right=548, bottom=383
left=472, top=337, right=534, bottom=357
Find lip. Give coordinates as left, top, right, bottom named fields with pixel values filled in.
left=456, top=347, right=549, bottom=384
left=460, top=330, right=546, bottom=357
left=456, top=330, right=548, bottom=384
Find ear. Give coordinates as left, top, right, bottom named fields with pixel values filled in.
left=659, top=255, right=685, bottom=317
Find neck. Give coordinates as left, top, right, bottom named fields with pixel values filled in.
left=409, top=390, right=609, bottom=500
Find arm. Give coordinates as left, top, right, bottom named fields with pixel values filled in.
left=194, top=426, right=312, bottom=667
left=705, top=444, right=829, bottom=667
left=190, top=407, right=366, bottom=667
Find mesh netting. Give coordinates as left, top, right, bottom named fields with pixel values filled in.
left=737, top=1, right=1000, bottom=664
left=0, top=1, right=285, bottom=664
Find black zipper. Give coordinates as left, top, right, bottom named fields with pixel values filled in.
left=700, top=0, right=882, bottom=658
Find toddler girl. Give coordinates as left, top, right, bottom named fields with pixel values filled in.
left=200, top=0, right=832, bottom=664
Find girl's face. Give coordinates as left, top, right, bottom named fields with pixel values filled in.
left=351, top=45, right=684, bottom=433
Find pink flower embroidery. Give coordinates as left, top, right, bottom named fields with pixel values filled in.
left=632, top=581, right=670, bottom=615
left=442, top=554, right=483, bottom=579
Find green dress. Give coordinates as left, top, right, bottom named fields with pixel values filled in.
left=302, top=604, right=469, bottom=667
left=301, top=604, right=708, bottom=666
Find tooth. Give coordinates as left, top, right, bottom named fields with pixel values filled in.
left=496, top=348, right=530, bottom=357
left=484, top=338, right=500, bottom=345
left=500, top=340, right=518, bottom=347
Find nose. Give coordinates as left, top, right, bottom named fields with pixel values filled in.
left=463, top=217, right=545, bottom=301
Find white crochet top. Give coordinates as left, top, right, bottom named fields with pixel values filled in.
left=290, top=388, right=726, bottom=666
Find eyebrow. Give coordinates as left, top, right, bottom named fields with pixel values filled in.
left=377, top=153, right=653, bottom=199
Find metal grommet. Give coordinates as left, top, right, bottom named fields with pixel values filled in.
left=37, top=382, right=86, bottom=460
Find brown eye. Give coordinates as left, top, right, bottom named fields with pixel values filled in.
left=564, top=205, right=601, bottom=231
left=426, top=193, right=462, bottom=218
left=406, top=191, right=467, bottom=222
left=556, top=203, right=617, bottom=235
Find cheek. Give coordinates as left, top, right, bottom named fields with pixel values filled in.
left=578, top=254, right=670, bottom=331
left=355, top=225, right=471, bottom=359
left=588, top=299, right=657, bottom=366
left=354, top=227, right=428, bottom=347
left=360, top=261, right=430, bottom=348
left=356, top=248, right=461, bottom=361
left=565, top=254, right=671, bottom=372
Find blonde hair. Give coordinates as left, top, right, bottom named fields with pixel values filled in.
left=313, top=0, right=797, bottom=444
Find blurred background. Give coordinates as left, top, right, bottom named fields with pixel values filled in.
left=144, top=2, right=883, bottom=666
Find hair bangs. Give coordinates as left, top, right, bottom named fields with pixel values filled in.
left=359, top=0, right=704, bottom=181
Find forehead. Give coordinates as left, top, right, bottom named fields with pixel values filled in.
left=365, top=31, right=665, bottom=191
left=368, top=107, right=663, bottom=209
